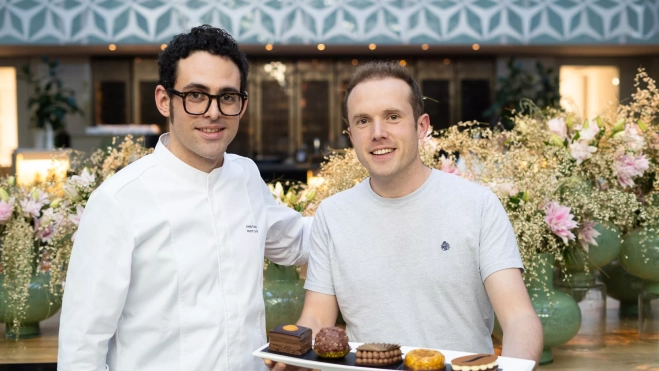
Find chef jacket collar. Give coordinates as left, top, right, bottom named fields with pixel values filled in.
left=154, top=133, right=224, bottom=189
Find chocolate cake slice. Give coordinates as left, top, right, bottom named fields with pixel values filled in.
left=355, top=343, right=402, bottom=366
left=268, top=325, right=312, bottom=356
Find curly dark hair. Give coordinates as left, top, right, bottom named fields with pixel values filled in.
left=158, top=25, right=249, bottom=92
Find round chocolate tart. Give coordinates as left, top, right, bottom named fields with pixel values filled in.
left=450, top=354, right=498, bottom=371
left=404, top=349, right=446, bottom=371
left=313, top=327, right=350, bottom=358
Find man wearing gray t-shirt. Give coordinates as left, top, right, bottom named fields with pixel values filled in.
left=266, top=61, right=542, bottom=370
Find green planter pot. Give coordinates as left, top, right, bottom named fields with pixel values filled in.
left=263, top=262, right=305, bottom=334
left=0, top=272, right=62, bottom=339
left=620, top=227, right=659, bottom=283
left=559, top=223, right=622, bottom=290
left=600, top=260, right=645, bottom=317
left=620, top=227, right=659, bottom=341
left=526, top=253, right=582, bottom=365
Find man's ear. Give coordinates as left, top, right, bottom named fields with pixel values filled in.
left=346, top=126, right=353, bottom=145
left=155, top=85, right=171, bottom=118
left=417, top=113, right=430, bottom=140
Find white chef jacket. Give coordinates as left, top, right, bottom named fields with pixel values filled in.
left=58, top=134, right=311, bottom=371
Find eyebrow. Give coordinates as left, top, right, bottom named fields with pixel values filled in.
left=383, top=108, right=403, bottom=115
left=180, top=82, right=241, bottom=94
left=351, top=108, right=403, bottom=121
left=351, top=113, right=370, bottom=121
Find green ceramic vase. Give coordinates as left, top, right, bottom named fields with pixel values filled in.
left=600, top=260, right=645, bottom=317
left=558, top=223, right=621, bottom=291
left=0, top=272, right=62, bottom=339
left=526, top=253, right=582, bottom=365
left=263, top=261, right=306, bottom=334
left=620, top=227, right=659, bottom=284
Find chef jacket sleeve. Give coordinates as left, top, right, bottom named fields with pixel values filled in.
left=58, top=189, right=134, bottom=371
left=261, top=180, right=312, bottom=266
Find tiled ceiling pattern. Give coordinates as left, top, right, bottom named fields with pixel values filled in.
left=0, top=0, right=657, bottom=45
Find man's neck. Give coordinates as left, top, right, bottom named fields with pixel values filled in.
left=369, top=161, right=432, bottom=199
left=166, top=137, right=223, bottom=173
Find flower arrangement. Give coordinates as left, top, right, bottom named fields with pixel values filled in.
left=0, top=136, right=151, bottom=338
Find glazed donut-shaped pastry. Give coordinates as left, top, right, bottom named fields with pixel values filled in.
left=404, top=348, right=446, bottom=371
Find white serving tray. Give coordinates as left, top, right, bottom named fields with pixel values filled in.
left=253, top=342, right=536, bottom=371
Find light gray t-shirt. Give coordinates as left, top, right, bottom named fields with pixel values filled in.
left=304, top=169, right=523, bottom=353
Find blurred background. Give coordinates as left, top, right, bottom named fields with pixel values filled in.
left=1, top=0, right=658, bottom=183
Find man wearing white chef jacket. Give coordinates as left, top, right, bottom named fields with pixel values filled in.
left=267, top=61, right=543, bottom=371
left=58, top=25, right=311, bottom=371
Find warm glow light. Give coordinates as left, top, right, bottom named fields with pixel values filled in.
left=472, top=44, right=480, bottom=51
left=265, top=44, right=273, bottom=51
left=0, top=67, right=18, bottom=167
left=560, top=65, right=620, bottom=120
left=160, top=44, right=167, bottom=50
left=109, top=44, right=117, bottom=51
left=443, top=58, right=451, bottom=65
left=307, top=170, right=325, bottom=188
left=368, top=43, right=376, bottom=50
left=15, top=153, right=69, bottom=186
left=351, top=59, right=358, bottom=66
left=317, top=44, right=325, bottom=51
left=421, top=44, right=429, bottom=50
left=399, top=60, right=407, bottom=66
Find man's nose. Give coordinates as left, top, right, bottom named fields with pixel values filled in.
left=204, top=97, right=223, bottom=120
left=371, top=119, right=388, bottom=140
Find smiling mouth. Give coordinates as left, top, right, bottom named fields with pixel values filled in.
left=371, top=148, right=395, bottom=155
left=196, top=128, right=224, bottom=133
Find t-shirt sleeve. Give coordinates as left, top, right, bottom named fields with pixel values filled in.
left=478, top=189, right=524, bottom=282
left=303, top=204, right=336, bottom=296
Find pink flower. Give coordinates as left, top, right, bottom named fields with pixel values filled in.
left=439, top=155, right=461, bottom=176
left=569, top=140, right=597, bottom=164
left=69, top=205, right=85, bottom=242
left=544, top=202, right=578, bottom=244
left=35, top=208, right=65, bottom=243
left=0, top=199, right=14, bottom=224
left=547, top=118, right=567, bottom=139
left=615, top=154, right=650, bottom=188
left=70, top=168, right=96, bottom=188
left=33, top=188, right=50, bottom=205
left=578, top=120, right=600, bottom=142
left=20, top=198, right=44, bottom=218
left=578, top=220, right=601, bottom=251
left=624, top=124, right=645, bottom=151
left=490, top=182, right=519, bottom=197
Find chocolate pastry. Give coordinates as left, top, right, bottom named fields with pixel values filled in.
left=268, top=325, right=312, bottom=356
left=313, top=326, right=350, bottom=358
left=450, top=354, right=498, bottom=371
left=355, top=343, right=402, bottom=366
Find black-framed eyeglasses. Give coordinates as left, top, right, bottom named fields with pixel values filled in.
left=167, top=88, right=248, bottom=116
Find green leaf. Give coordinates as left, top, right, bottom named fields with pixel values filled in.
left=572, top=131, right=580, bottom=142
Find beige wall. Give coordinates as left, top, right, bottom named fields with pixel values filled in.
left=559, top=66, right=619, bottom=120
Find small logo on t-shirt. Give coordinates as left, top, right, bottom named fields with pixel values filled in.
left=441, top=241, right=451, bottom=251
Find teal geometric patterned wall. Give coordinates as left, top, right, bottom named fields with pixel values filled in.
left=0, top=0, right=658, bottom=45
